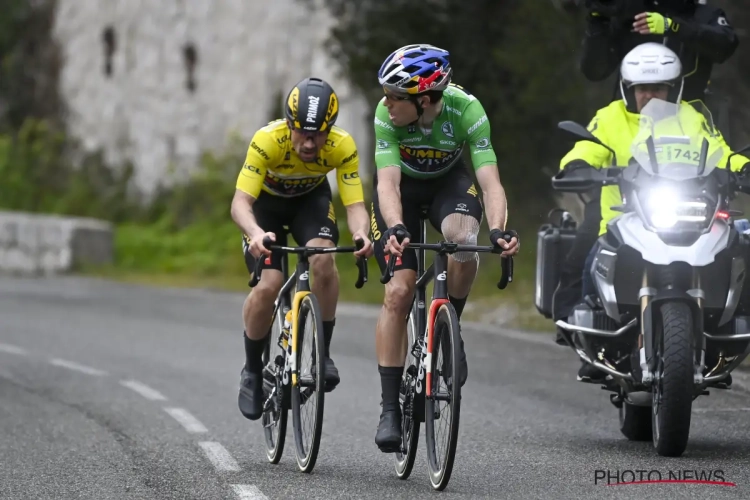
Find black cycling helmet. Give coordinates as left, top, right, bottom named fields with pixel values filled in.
left=285, top=77, right=339, bottom=132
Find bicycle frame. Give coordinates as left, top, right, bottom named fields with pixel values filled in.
left=382, top=218, right=514, bottom=398
left=249, top=235, right=367, bottom=388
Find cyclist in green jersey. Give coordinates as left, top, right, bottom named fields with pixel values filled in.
left=370, top=44, right=519, bottom=452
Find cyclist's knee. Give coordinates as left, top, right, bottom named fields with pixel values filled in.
left=250, top=271, right=283, bottom=303
left=441, top=213, right=479, bottom=263
left=384, top=274, right=415, bottom=316
left=310, top=253, right=337, bottom=283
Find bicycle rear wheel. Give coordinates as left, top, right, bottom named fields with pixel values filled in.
left=262, top=308, right=288, bottom=464
left=291, top=293, right=326, bottom=473
left=395, top=299, right=422, bottom=479
left=425, top=302, right=461, bottom=491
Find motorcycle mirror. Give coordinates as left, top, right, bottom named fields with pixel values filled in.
left=558, top=120, right=597, bottom=142
left=558, top=120, right=619, bottom=166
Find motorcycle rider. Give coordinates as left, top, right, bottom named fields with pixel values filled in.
left=558, top=42, right=750, bottom=382
left=552, top=0, right=740, bottom=344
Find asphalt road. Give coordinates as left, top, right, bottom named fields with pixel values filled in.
left=2, top=276, right=750, bottom=499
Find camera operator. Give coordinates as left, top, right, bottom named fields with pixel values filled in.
left=580, top=0, right=738, bottom=105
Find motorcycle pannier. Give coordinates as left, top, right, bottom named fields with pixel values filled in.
left=535, top=210, right=577, bottom=319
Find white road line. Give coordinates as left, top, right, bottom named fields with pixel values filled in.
left=120, top=379, right=167, bottom=401
left=199, top=442, right=240, bottom=472
left=694, top=407, right=750, bottom=413
left=49, top=358, right=108, bottom=376
left=231, top=484, right=268, bottom=500
left=0, top=343, right=28, bottom=356
left=164, top=407, right=208, bottom=433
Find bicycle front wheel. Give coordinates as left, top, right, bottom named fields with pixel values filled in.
left=262, top=306, right=288, bottom=464
left=291, top=293, right=326, bottom=473
left=425, top=302, right=461, bottom=491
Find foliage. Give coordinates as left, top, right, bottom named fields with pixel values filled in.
left=310, top=0, right=604, bottom=218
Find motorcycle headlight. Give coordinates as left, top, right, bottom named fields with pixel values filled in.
left=642, top=188, right=712, bottom=230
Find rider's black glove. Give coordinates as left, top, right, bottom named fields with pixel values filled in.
left=381, top=224, right=410, bottom=247
left=489, top=229, right=518, bottom=248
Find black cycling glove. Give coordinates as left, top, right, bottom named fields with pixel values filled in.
left=489, top=229, right=518, bottom=248
left=381, top=224, right=410, bottom=247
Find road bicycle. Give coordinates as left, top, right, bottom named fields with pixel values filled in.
left=380, top=212, right=514, bottom=490
left=248, top=231, right=367, bottom=473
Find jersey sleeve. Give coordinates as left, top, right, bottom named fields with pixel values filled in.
left=334, top=133, right=365, bottom=206
left=235, top=130, right=275, bottom=198
left=374, top=100, right=402, bottom=170
left=463, top=98, right=498, bottom=170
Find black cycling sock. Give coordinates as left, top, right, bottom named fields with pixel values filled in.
left=322, top=319, right=335, bottom=357
left=379, top=365, right=403, bottom=413
left=244, top=332, right=266, bottom=375
left=449, top=295, right=467, bottom=320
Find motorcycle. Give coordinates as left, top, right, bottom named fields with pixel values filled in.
left=538, top=98, right=750, bottom=457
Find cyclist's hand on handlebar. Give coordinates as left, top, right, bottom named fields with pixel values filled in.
left=382, top=224, right=410, bottom=257
left=249, top=231, right=275, bottom=258
left=490, top=229, right=519, bottom=257
left=352, top=230, right=373, bottom=258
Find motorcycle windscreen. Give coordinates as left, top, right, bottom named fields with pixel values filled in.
left=630, top=99, right=725, bottom=181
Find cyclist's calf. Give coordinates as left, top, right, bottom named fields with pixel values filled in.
left=384, top=272, right=416, bottom=319
left=244, top=270, right=284, bottom=340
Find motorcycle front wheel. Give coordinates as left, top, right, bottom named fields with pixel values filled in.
left=651, top=301, right=694, bottom=457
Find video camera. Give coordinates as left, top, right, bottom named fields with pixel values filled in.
left=549, top=0, right=645, bottom=17
left=550, top=0, right=702, bottom=16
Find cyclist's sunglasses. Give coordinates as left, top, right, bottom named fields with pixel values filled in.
left=291, top=127, right=328, bottom=139
left=383, top=91, right=411, bottom=102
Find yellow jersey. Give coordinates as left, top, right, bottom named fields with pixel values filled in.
left=236, top=119, right=364, bottom=206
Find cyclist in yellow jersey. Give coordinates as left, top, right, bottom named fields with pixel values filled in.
left=230, top=77, right=373, bottom=421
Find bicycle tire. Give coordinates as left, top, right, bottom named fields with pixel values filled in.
left=291, top=293, right=326, bottom=473
left=262, top=309, right=288, bottom=464
left=394, top=298, right=422, bottom=479
left=424, top=302, right=461, bottom=491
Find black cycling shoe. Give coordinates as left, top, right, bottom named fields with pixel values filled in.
left=238, top=367, right=264, bottom=420
left=577, top=361, right=607, bottom=383
left=375, top=410, right=401, bottom=453
left=324, top=357, right=340, bottom=392
left=375, top=409, right=402, bottom=453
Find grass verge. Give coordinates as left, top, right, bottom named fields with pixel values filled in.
left=81, top=217, right=554, bottom=333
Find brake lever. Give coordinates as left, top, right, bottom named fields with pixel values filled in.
left=248, top=236, right=275, bottom=288
left=497, top=256, right=514, bottom=290
left=380, top=230, right=407, bottom=284
left=354, top=238, right=368, bottom=289
left=495, top=233, right=515, bottom=290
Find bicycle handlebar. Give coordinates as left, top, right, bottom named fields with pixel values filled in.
left=248, top=237, right=368, bottom=289
left=380, top=232, right=515, bottom=289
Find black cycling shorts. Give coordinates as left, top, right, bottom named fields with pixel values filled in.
left=242, top=179, right=339, bottom=274
left=370, top=164, right=483, bottom=273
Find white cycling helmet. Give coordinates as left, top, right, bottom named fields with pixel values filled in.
left=619, top=42, right=684, bottom=112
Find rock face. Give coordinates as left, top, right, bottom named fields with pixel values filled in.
left=51, top=0, right=373, bottom=197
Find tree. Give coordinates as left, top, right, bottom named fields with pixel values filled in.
left=311, top=0, right=609, bottom=219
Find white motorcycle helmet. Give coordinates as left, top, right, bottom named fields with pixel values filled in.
left=619, top=42, right=684, bottom=113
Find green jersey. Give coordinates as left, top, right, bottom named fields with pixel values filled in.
left=374, top=83, right=497, bottom=179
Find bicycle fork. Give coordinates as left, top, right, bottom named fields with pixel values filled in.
left=426, top=253, right=450, bottom=399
